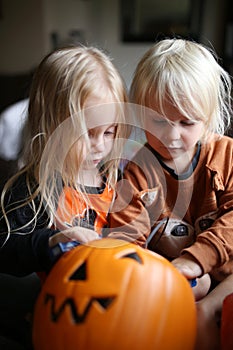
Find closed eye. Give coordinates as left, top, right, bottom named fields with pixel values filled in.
left=152, top=118, right=167, bottom=124
left=104, top=126, right=116, bottom=137
left=180, top=121, right=197, bottom=126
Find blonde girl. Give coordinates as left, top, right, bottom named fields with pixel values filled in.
left=0, top=45, right=129, bottom=274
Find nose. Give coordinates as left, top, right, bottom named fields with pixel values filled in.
left=165, top=123, right=180, bottom=141
left=90, top=134, right=105, bottom=152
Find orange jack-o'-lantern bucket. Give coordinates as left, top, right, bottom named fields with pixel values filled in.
left=33, top=238, right=196, bottom=350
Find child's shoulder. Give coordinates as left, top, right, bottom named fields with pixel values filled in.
left=203, top=135, right=233, bottom=170
left=215, top=134, right=233, bottom=146
left=123, top=143, right=162, bottom=182
left=5, top=171, right=37, bottom=202
left=205, top=135, right=233, bottom=154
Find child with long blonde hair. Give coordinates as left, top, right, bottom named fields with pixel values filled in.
left=0, top=45, right=129, bottom=274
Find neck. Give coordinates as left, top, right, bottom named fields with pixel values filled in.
left=77, top=167, right=102, bottom=187
left=163, top=147, right=197, bottom=175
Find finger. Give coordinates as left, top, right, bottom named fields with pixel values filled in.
left=49, top=232, right=71, bottom=247
left=60, top=227, right=99, bottom=242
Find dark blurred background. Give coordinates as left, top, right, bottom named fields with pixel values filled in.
left=0, top=0, right=232, bottom=105
left=0, top=0, right=232, bottom=188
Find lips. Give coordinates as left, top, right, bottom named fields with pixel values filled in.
left=93, top=159, right=101, bottom=164
left=167, top=147, right=181, bottom=150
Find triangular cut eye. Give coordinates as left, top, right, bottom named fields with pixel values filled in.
left=95, top=297, right=115, bottom=309
left=69, top=261, right=87, bottom=281
left=121, top=252, right=142, bottom=264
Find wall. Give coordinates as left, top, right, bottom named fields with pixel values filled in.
left=201, top=0, right=227, bottom=55
left=0, top=0, right=229, bottom=87
left=42, top=0, right=93, bottom=52
left=88, top=0, right=151, bottom=87
left=0, top=0, right=45, bottom=72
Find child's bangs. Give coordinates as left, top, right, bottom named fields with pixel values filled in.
left=162, top=77, right=208, bottom=123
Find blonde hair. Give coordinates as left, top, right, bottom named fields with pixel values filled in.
left=130, top=38, right=232, bottom=141
left=1, top=45, right=129, bottom=233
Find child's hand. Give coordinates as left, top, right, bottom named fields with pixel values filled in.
left=172, top=253, right=203, bottom=279
left=49, top=227, right=99, bottom=248
left=172, top=254, right=209, bottom=301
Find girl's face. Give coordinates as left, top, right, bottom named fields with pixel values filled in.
left=145, top=99, right=204, bottom=163
left=81, top=94, right=117, bottom=169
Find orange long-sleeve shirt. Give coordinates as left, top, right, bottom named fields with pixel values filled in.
left=109, top=135, right=233, bottom=281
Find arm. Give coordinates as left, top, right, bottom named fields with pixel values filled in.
left=195, top=274, right=233, bottom=350
left=174, top=180, right=233, bottom=278
left=0, top=225, right=100, bottom=276
left=0, top=174, right=57, bottom=275
left=171, top=187, right=233, bottom=295
left=0, top=172, right=104, bottom=275
left=0, top=228, right=53, bottom=275
left=172, top=138, right=233, bottom=277
left=108, top=162, right=156, bottom=246
left=49, top=227, right=100, bottom=247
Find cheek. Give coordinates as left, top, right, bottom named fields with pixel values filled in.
left=145, top=131, right=163, bottom=149
left=105, top=139, right=115, bottom=153
left=144, top=119, right=166, bottom=141
left=182, top=125, right=203, bottom=148
left=145, top=119, right=156, bottom=134
left=105, top=136, right=115, bottom=145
